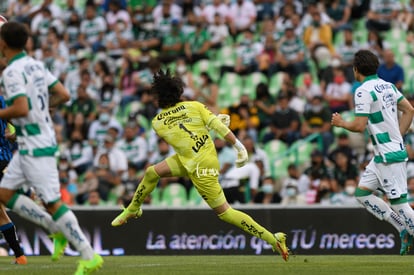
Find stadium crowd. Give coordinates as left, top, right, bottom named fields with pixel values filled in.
left=1, top=0, right=414, bottom=207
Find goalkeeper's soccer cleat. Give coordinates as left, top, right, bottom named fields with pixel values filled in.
left=50, top=232, right=68, bottom=261
left=74, top=253, right=104, bottom=275
left=399, top=229, right=413, bottom=255
left=111, top=207, right=143, bottom=227
left=273, top=232, right=289, bottom=262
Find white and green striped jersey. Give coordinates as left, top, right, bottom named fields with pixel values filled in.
left=354, top=75, right=407, bottom=163
left=115, top=136, right=148, bottom=165
left=0, top=52, right=58, bottom=157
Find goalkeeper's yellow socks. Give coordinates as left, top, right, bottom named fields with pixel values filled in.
left=128, top=165, right=160, bottom=212
left=218, top=207, right=277, bottom=249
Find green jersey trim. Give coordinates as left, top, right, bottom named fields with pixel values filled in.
left=374, top=150, right=408, bottom=163
left=362, top=74, right=379, bottom=83
left=7, top=51, right=27, bottom=65
left=48, top=80, right=58, bottom=91
left=5, top=94, right=26, bottom=106
left=355, top=113, right=369, bottom=117
left=369, top=111, right=384, bottom=124
left=397, top=96, right=404, bottom=103
left=19, top=146, right=58, bottom=157
left=390, top=194, right=408, bottom=205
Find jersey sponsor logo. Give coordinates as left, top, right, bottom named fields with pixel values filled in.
left=356, top=91, right=362, bottom=97
left=382, top=93, right=395, bottom=108
left=374, top=83, right=392, bottom=93
left=192, top=134, right=209, bottom=153
left=23, top=64, right=43, bottom=76
left=157, top=105, right=186, bottom=120
left=163, top=113, right=192, bottom=128
left=6, top=82, right=20, bottom=94
left=355, top=103, right=365, bottom=112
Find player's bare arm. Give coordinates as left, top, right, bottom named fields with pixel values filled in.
left=331, top=112, right=368, bottom=133
left=49, top=82, right=70, bottom=107
left=397, top=97, right=414, bottom=135
left=0, top=96, right=28, bottom=120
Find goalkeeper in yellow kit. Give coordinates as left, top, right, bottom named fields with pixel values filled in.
left=111, top=70, right=289, bottom=261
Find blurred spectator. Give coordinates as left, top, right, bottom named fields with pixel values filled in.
left=280, top=181, right=307, bottom=206
left=243, top=136, right=278, bottom=204
left=105, top=0, right=132, bottom=31
left=148, top=138, right=178, bottom=189
left=254, top=82, right=275, bottom=132
left=366, top=0, right=400, bottom=32
left=228, top=0, right=257, bottom=36
left=275, top=3, right=295, bottom=35
left=276, top=24, right=308, bottom=79
left=78, top=3, right=107, bottom=52
left=335, top=26, right=360, bottom=82
left=104, top=19, right=134, bottom=59
left=59, top=169, right=76, bottom=206
left=328, top=133, right=357, bottom=165
left=130, top=9, right=161, bottom=51
left=377, top=49, right=405, bottom=91
left=84, top=190, right=106, bottom=206
left=175, top=58, right=195, bottom=99
left=363, top=29, right=388, bottom=61
left=184, top=18, right=211, bottom=64
left=281, top=164, right=311, bottom=197
left=93, top=59, right=113, bottom=93
left=301, top=96, right=334, bottom=155
left=116, top=121, right=148, bottom=170
left=94, top=134, right=128, bottom=178
left=38, top=42, right=66, bottom=80
left=323, top=66, right=352, bottom=113
left=207, top=13, right=230, bottom=49
left=88, top=109, right=122, bottom=146
left=303, top=9, right=335, bottom=73
left=234, top=29, right=263, bottom=75
left=118, top=56, right=140, bottom=110
left=152, top=0, right=182, bottom=27
left=301, top=2, right=332, bottom=30
left=6, top=0, right=31, bottom=23
left=303, top=150, right=333, bottom=194
left=329, top=178, right=359, bottom=205
left=202, top=0, right=230, bottom=24
left=262, top=93, right=300, bottom=145
left=298, top=72, right=322, bottom=101
left=119, top=164, right=140, bottom=206
left=330, top=150, right=359, bottom=191
left=190, top=72, right=219, bottom=114
left=91, top=151, right=123, bottom=204
left=66, top=84, right=97, bottom=134
left=274, top=0, right=303, bottom=19
left=398, top=0, right=414, bottom=31
left=325, top=0, right=351, bottom=35
left=408, top=176, right=414, bottom=208
left=223, top=94, right=260, bottom=140
left=349, top=0, right=370, bottom=20
left=159, top=19, right=185, bottom=64
left=64, top=51, right=91, bottom=102
left=64, top=129, right=94, bottom=176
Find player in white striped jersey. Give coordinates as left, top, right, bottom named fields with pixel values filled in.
left=0, top=21, right=103, bottom=274
left=332, top=49, right=414, bottom=255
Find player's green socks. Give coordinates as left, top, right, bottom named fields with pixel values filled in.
left=7, top=193, right=59, bottom=233
left=218, top=207, right=276, bottom=248
left=52, top=204, right=95, bottom=260
left=128, top=166, right=160, bottom=212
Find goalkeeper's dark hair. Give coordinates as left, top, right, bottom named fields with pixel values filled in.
left=152, top=69, right=184, bottom=108
left=353, top=49, right=379, bottom=77
left=0, top=22, right=29, bottom=50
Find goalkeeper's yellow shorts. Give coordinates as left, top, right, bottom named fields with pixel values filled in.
left=166, top=154, right=226, bottom=209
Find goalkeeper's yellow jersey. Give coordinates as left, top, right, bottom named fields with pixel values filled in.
left=152, top=101, right=218, bottom=172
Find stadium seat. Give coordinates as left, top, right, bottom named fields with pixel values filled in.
left=263, top=139, right=288, bottom=159
left=218, top=73, right=243, bottom=108
left=192, top=59, right=219, bottom=83
left=150, top=187, right=162, bottom=206
left=290, top=139, right=315, bottom=165
left=216, top=46, right=237, bottom=67
left=160, top=183, right=187, bottom=207
left=268, top=72, right=285, bottom=97
left=243, top=72, right=268, bottom=100
left=270, top=157, right=290, bottom=180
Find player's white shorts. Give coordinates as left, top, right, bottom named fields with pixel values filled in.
left=359, top=159, right=407, bottom=200
left=0, top=154, right=60, bottom=203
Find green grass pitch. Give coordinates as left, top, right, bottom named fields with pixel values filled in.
left=0, top=255, right=413, bottom=275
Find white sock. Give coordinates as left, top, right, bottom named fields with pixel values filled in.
left=391, top=203, right=414, bottom=235
left=357, top=194, right=405, bottom=232
left=54, top=209, right=95, bottom=260
left=11, top=194, right=59, bottom=233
